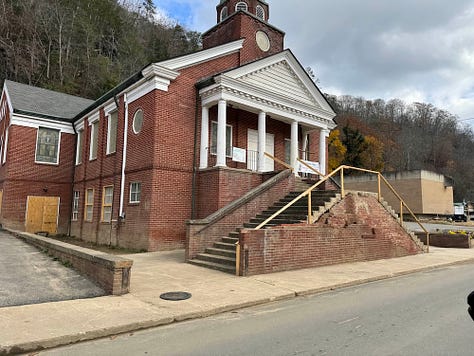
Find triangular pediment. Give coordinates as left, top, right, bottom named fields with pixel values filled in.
left=237, top=61, right=319, bottom=107
left=222, top=50, right=335, bottom=116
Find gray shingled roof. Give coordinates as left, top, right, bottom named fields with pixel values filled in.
left=4, top=80, right=94, bottom=121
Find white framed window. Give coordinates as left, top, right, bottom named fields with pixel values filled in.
left=101, top=185, right=113, bottom=222
left=76, top=129, right=83, bottom=165
left=256, top=5, right=265, bottom=20
left=89, top=120, right=99, bottom=160
left=235, top=2, right=248, bottom=12
left=106, top=111, right=118, bottom=154
left=85, top=188, right=94, bottom=221
left=130, top=182, right=141, bottom=203
left=72, top=191, right=80, bottom=221
left=220, top=6, right=228, bottom=21
left=35, top=127, right=60, bottom=164
left=210, top=121, right=232, bottom=157
left=133, top=109, right=143, bottom=134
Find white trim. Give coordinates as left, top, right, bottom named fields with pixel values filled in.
left=75, top=129, right=83, bottom=165
left=219, top=50, right=336, bottom=116
left=210, top=120, right=233, bottom=158
left=129, top=182, right=141, bottom=203
left=34, top=127, right=61, bottom=165
left=119, top=93, right=129, bottom=218
left=3, top=127, right=8, bottom=163
left=132, top=109, right=144, bottom=134
left=104, top=100, right=118, bottom=115
left=158, top=39, right=245, bottom=70
left=2, top=83, right=13, bottom=115
left=11, top=113, right=75, bottom=133
left=89, top=120, right=99, bottom=161
left=88, top=111, right=100, bottom=125
left=127, top=76, right=173, bottom=102
left=220, top=6, right=228, bottom=21
left=74, top=119, right=84, bottom=131
left=200, top=78, right=336, bottom=130
left=106, top=110, right=118, bottom=154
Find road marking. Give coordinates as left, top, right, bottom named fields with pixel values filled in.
left=337, top=316, right=360, bottom=325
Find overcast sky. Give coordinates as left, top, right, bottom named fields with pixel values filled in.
left=154, top=0, right=474, bottom=124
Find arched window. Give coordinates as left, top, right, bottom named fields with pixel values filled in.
left=220, top=6, right=228, bottom=21
left=256, top=5, right=265, bottom=20
left=235, top=2, right=248, bottom=12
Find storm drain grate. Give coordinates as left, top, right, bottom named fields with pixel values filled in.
left=160, top=291, right=192, bottom=301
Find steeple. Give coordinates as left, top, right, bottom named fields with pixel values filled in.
left=202, top=0, right=284, bottom=65
left=216, top=0, right=269, bottom=23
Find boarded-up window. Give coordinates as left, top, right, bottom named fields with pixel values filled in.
left=36, top=127, right=60, bottom=164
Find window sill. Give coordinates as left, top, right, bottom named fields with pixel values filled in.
left=35, top=161, right=59, bottom=166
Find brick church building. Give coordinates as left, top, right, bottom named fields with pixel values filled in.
left=0, top=0, right=337, bottom=252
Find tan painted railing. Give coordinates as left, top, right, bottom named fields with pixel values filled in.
left=254, top=163, right=430, bottom=252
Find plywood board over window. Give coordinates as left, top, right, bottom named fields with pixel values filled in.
left=25, top=196, right=60, bottom=235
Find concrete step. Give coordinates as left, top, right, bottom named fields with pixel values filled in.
left=194, top=253, right=235, bottom=266
left=221, top=236, right=239, bottom=244
left=244, top=222, right=289, bottom=228
left=228, top=231, right=240, bottom=238
left=205, top=247, right=236, bottom=258
left=249, top=217, right=303, bottom=225
left=255, top=213, right=308, bottom=220
left=188, top=259, right=235, bottom=274
left=213, top=242, right=237, bottom=251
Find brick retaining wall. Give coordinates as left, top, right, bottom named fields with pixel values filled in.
left=238, top=192, right=423, bottom=276
left=10, top=229, right=133, bottom=295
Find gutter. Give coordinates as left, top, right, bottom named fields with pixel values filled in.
left=119, top=94, right=129, bottom=219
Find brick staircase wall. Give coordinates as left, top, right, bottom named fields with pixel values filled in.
left=238, top=191, right=424, bottom=276
left=186, top=169, right=295, bottom=260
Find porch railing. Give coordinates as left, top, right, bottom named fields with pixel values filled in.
left=254, top=163, right=430, bottom=252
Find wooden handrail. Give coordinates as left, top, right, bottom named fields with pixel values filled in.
left=264, top=152, right=293, bottom=171
left=254, top=163, right=430, bottom=252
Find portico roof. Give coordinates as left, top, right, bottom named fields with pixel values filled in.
left=199, top=50, right=337, bottom=130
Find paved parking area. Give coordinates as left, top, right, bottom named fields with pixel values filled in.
left=0, top=231, right=105, bottom=307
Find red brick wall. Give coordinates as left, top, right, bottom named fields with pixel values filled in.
left=203, top=12, right=284, bottom=65
left=186, top=170, right=294, bottom=259
left=239, top=192, right=423, bottom=276
left=0, top=125, right=74, bottom=233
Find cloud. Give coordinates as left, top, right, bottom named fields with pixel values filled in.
left=154, top=0, right=474, bottom=122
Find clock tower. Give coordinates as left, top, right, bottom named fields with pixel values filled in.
left=202, top=0, right=285, bottom=65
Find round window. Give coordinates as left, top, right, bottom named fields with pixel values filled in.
left=133, top=109, right=143, bottom=134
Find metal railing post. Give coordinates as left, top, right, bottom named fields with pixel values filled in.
left=340, top=167, right=345, bottom=198
left=308, top=191, right=312, bottom=224
left=400, top=202, right=403, bottom=225
left=235, top=241, right=240, bottom=276
left=377, top=174, right=381, bottom=202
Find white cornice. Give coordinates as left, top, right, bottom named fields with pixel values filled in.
left=2, top=83, right=13, bottom=115
left=127, top=76, right=175, bottom=103
left=141, top=64, right=179, bottom=81
left=224, top=50, right=336, bottom=116
left=11, top=113, right=75, bottom=134
left=74, top=119, right=84, bottom=131
left=158, top=39, right=245, bottom=70
left=200, top=76, right=337, bottom=129
left=104, top=100, right=118, bottom=115
left=88, top=111, right=100, bottom=125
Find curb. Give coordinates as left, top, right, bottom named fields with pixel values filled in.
left=2, top=257, right=474, bottom=355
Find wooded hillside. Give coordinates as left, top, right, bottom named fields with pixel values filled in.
left=326, top=95, right=474, bottom=201
left=1, top=1, right=473, bottom=201
left=0, top=0, right=200, bottom=98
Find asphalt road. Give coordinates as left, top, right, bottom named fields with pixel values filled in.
left=42, top=263, right=474, bottom=356
left=0, top=231, right=105, bottom=307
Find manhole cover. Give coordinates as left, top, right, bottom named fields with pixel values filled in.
left=160, top=291, right=192, bottom=301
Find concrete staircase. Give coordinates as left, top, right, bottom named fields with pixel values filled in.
left=189, top=178, right=340, bottom=274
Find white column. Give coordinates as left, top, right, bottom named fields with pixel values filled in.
left=290, top=120, right=299, bottom=171
left=216, top=99, right=227, bottom=167
left=319, top=128, right=330, bottom=175
left=199, top=105, right=209, bottom=169
left=257, top=111, right=266, bottom=172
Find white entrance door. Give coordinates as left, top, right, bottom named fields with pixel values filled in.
left=247, top=129, right=274, bottom=172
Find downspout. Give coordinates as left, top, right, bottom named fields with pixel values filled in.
left=109, top=95, right=120, bottom=246
left=68, top=123, right=78, bottom=237
left=119, top=93, right=129, bottom=219
left=191, top=88, right=200, bottom=219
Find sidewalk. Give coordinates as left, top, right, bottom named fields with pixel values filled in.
left=2, top=246, right=474, bottom=355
